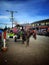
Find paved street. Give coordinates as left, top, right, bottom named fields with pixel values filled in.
left=0, top=35, right=49, bottom=65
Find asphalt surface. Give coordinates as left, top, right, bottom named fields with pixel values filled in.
left=0, top=35, right=49, bottom=65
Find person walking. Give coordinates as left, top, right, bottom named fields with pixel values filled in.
left=33, top=29, right=37, bottom=40
left=22, top=29, right=26, bottom=44
left=26, top=30, right=30, bottom=46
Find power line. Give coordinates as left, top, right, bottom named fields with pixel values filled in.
left=6, top=10, right=17, bottom=28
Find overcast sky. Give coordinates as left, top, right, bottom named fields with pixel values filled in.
left=0, top=0, right=49, bottom=28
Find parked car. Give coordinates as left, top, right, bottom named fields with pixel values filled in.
left=45, top=28, right=49, bottom=36
left=37, top=29, right=47, bottom=35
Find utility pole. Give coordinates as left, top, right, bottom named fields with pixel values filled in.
left=6, top=10, right=17, bottom=28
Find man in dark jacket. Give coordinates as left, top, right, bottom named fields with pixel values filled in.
left=21, top=28, right=26, bottom=44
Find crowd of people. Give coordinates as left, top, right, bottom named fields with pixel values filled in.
left=0, top=26, right=37, bottom=47
left=14, top=27, right=37, bottom=46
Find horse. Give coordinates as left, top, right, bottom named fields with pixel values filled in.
left=22, top=29, right=37, bottom=46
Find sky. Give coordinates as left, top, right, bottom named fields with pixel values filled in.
left=0, top=0, right=49, bottom=28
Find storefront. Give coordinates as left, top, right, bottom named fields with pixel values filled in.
left=31, top=19, right=49, bottom=28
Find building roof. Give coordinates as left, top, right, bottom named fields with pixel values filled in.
left=31, top=19, right=49, bottom=24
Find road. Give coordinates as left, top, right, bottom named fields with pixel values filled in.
left=0, top=35, right=49, bottom=65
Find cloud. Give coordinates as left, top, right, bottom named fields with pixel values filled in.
left=0, top=0, right=49, bottom=25
left=0, top=15, right=9, bottom=19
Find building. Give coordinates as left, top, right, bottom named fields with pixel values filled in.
left=31, top=19, right=49, bottom=29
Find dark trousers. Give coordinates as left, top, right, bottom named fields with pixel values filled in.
left=22, top=35, right=26, bottom=44
left=26, top=37, right=29, bottom=46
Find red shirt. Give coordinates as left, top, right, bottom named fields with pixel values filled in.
left=4, top=31, right=6, bottom=39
